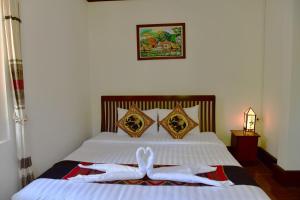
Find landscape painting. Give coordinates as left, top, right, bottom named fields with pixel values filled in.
left=137, top=23, right=186, bottom=60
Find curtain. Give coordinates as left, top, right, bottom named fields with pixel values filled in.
left=1, top=0, right=34, bottom=187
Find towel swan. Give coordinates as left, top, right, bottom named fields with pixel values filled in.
left=69, top=147, right=233, bottom=186
left=68, top=147, right=148, bottom=182
left=145, top=147, right=234, bottom=187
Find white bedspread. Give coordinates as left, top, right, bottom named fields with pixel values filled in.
left=12, top=132, right=270, bottom=200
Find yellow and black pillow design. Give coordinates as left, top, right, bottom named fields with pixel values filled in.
left=117, top=104, right=155, bottom=137
left=160, top=104, right=198, bottom=139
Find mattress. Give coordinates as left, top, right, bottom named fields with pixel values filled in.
left=12, top=132, right=270, bottom=200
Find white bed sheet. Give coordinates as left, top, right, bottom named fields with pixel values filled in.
left=12, top=132, right=270, bottom=200
left=65, top=132, right=239, bottom=166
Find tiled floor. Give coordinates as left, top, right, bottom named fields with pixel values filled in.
left=245, top=161, right=300, bottom=200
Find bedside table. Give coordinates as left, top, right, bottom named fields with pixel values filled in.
left=230, top=130, right=260, bottom=165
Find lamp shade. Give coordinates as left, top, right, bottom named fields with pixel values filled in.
left=243, top=107, right=256, bottom=132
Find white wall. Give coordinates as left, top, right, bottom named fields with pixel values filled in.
left=286, top=0, right=300, bottom=170
left=262, top=0, right=290, bottom=158
left=0, top=9, right=19, bottom=197
left=0, top=64, right=18, bottom=200
left=277, top=0, right=300, bottom=170
left=0, top=139, right=19, bottom=200
left=20, top=0, right=91, bottom=176
left=88, top=0, right=265, bottom=145
left=1, top=0, right=90, bottom=198
left=263, top=0, right=300, bottom=170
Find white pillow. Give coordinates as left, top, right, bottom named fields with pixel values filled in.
left=117, top=108, right=158, bottom=136
left=158, top=105, right=200, bottom=135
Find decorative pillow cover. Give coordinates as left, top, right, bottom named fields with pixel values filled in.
left=117, top=104, right=155, bottom=137
left=159, top=104, right=198, bottom=139
left=158, top=105, right=200, bottom=135
left=117, top=108, right=158, bottom=136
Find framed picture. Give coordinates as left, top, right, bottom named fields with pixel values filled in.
left=136, top=23, right=186, bottom=60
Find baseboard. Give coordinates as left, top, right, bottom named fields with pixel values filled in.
left=272, top=164, right=300, bottom=186
left=257, top=147, right=300, bottom=186
left=257, top=147, right=277, bottom=168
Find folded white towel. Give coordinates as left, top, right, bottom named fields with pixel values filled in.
left=69, top=147, right=234, bottom=187
left=69, top=147, right=147, bottom=182
left=145, top=147, right=234, bottom=187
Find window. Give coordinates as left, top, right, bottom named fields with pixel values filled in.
left=0, top=8, right=10, bottom=143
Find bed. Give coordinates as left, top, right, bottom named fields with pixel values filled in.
left=12, top=95, right=270, bottom=200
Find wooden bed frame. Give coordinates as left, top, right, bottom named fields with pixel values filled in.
left=101, top=95, right=216, bottom=133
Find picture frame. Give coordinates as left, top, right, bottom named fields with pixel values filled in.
left=136, top=23, right=186, bottom=60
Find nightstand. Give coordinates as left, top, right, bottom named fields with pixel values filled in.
left=230, top=130, right=260, bottom=165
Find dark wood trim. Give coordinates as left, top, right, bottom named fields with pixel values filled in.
left=257, top=147, right=277, bottom=168
left=136, top=23, right=186, bottom=60
left=101, top=95, right=215, bottom=101
left=101, top=95, right=215, bottom=133
left=212, top=100, right=216, bottom=133
left=272, top=164, right=300, bottom=186
left=255, top=147, right=300, bottom=186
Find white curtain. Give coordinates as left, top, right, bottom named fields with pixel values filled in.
left=1, top=0, right=34, bottom=187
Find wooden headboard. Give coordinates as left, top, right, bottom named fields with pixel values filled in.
left=101, top=95, right=216, bottom=133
